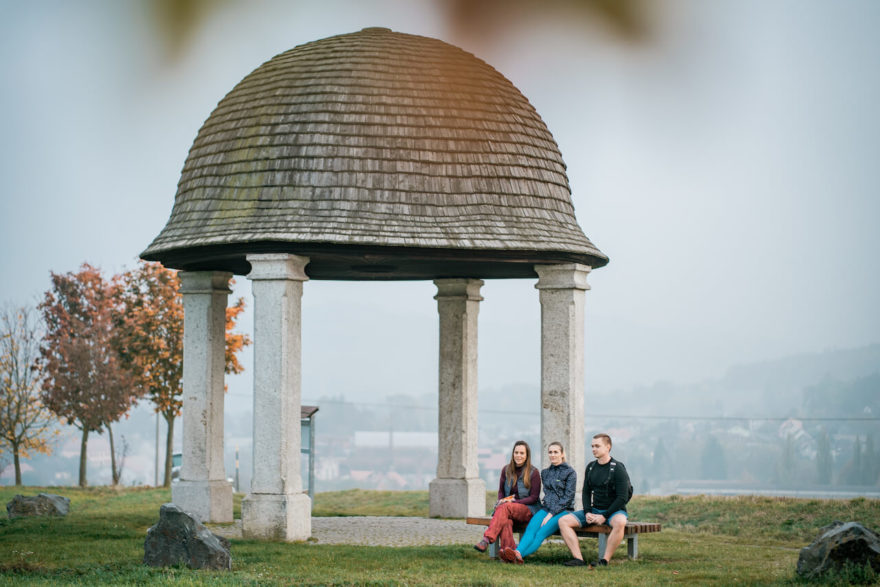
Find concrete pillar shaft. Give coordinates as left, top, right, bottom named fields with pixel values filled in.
left=535, top=263, right=591, bottom=507
left=173, top=271, right=233, bottom=523
left=429, top=279, right=486, bottom=517
left=242, top=253, right=311, bottom=541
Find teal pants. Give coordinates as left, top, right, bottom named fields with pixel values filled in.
left=516, top=508, right=570, bottom=557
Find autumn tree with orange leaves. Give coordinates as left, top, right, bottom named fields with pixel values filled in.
left=0, top=305, right=58, bottom=485
left=38, top=264, right=141, bottom=487
left=117, top=261, right=250, bottom=487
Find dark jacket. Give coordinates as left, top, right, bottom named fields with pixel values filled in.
left=540, top=461, right=577, bottom=515
left=582, top=457, right=630, bottom=515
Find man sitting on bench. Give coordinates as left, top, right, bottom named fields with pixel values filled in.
left=558, top=433, right=632, bottom=568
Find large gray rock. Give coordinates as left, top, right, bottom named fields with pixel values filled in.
left=144, top=503, right=232, bottom=570
left=6, top=493, right=70, bottom=519
left=797, top=521, right=880, bottom=579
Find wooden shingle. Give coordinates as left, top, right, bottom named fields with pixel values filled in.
left=142, top=28, right=608, bottom=279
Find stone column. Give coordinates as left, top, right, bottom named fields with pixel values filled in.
left=535, top=263, right=591, bottom=508
left=429, top=278, right=486, bottom=517
left=173, top=271, right=233, bottom=523
left=242, top=253, right=311, bottom=540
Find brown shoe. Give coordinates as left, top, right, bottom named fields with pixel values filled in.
left=473, top=539, right=489, bottom=552
left=499, top=548, right=516, bottom=563
left=513, top=549, right=524, bottom=564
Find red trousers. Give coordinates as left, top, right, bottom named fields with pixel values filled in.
left=483, top=502, right=534, bottom=551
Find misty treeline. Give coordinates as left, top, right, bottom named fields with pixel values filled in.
left=626, top=411, right=879, bottom=491
left=626, top=373, right=880, bottom=491
left=0, top=261, right=250, bottom=487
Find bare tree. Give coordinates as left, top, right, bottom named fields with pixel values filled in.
left=0, top=305, right=57, bottom=485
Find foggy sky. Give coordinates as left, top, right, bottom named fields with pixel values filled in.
left=1, top=0, right=878, bottom=410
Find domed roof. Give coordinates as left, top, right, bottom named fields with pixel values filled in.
left=142, top=27, right=607, bottom=279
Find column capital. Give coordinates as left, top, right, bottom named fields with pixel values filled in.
left=246, top=254, right=310, bottom=281
left=534, top=263, right=592, bottom=291
left=179, top=271, right=233, bottom=294
left=433, top=278, right=484, bottom=301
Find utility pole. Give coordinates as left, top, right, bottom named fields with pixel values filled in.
left=154, top=412, right=160, bottom=487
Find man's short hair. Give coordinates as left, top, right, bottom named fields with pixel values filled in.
left=593, top=433, right=612, bottom=448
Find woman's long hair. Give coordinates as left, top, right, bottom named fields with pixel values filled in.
left=505, top=440, right=533, bottom=490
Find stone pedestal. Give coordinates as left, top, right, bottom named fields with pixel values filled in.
left=430, top=279, right=486, bottom=517
left=173, top=272, right=233, bottom=523
left=242, top=254, right=312, bottom=540
left=429, top=478, right=486, bottom=518
left=535, top=264, right=591, bottom=508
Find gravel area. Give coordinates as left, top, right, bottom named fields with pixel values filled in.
left=211, top=517, right=486, bottom=546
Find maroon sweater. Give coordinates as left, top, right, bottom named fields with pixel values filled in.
left=497, top=465, right=542, bottom=506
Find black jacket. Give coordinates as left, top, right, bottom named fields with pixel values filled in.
left=582, top=458, right=629, bottom=515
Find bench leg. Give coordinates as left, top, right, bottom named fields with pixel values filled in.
left=627, top=535, right=638, bottom=559
left=598, top=534, right=639, bottom=561
left=484, top=531, right=524, bottom=560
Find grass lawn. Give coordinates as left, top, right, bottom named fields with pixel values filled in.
left=0, top=486, right=878, bottom=585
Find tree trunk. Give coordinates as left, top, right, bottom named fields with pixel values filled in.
left=163, top=411, right=175, bottom=488
left=79, top=427, right=89, bottom=487
left=107, top=423, right=119, bottom=485
left=13, top=446, right=21, bottom=486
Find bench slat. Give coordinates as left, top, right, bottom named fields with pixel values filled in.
left=466, top=516, right=660, bottom=536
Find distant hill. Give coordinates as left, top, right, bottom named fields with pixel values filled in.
left=593, top=343, right=880, bottom=419
left=721, top=343, right=880, bottom=391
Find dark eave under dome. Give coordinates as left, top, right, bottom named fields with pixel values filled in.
left=141, top=27, right=608, bottom=280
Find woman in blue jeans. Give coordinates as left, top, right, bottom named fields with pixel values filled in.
left=499, top=441, right=577, bottom=563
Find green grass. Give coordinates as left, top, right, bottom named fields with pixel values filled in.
left=0, top=486, right=878, bottom=585
left=630, top=494, right=880, bottom=545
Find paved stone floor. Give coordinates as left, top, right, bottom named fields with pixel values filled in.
left=211, top=516, right=486, bottom=546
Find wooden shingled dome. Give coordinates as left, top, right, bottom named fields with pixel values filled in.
left=142, top=27, right=608, bottom=279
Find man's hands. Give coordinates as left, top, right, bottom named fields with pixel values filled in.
left=584, top=512, right=606, bottom=525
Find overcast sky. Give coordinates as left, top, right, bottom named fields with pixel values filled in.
left=2, top=0, right=878, bottom=410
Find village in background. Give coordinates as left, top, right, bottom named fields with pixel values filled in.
left=5, top=343, right=878, bottom=499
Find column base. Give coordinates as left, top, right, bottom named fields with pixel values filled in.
left=242, top=493, right=312, bottom=541
left=429, top=477, right=486, bottom=518
left=172, top=479, right=233, bottom=523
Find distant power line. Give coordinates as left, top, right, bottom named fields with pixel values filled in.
left=589, top=415, right=879, bottom=423
left=277, top=397, right=877, bottom=423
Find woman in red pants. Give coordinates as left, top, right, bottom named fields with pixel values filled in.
left=474, top=440, right=542, bottom=555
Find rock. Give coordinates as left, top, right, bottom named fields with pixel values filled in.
left=6, top=493, right=70, bottom=519
left=797, top=521, right=880, bottom=579
left=144, top=503, right=232, bottom=570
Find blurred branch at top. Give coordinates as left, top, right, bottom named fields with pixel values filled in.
left=150, top=0, right=232, bottom=63
left=444, top=0, right=650, bottom=44
left=147, top=0, right=649, bottom=65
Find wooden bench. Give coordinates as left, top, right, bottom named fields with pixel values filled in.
left=466, top=517, right=661, bottom=560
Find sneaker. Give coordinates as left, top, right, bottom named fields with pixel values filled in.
left=564, top=558, right=587, bottom=566
left=473, top=539, right=489, bottom=553
left=588, top=559, right=609, bottom=568
left=499, top=548, right=516, bottom=563
left=513, top=549, right=524, bottom=565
